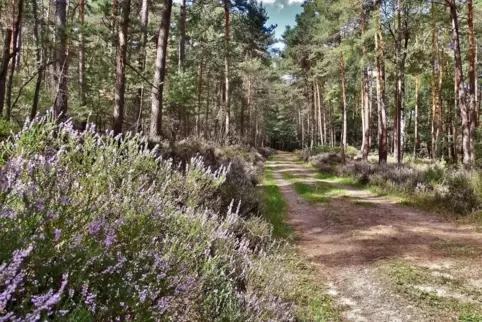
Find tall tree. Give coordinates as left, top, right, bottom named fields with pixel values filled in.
left=340, top=52, right=347, bottom=151
left=150, top=0, right=173, bottom=140
left=376, top=11, right=388, bottom=164
left=53, top=0, right=69, bottom=119
left=113, top=0, right=131, bottom=135
left=5, top=0, right=24, bottom=120
left=467, top=0, right=477, bottom=163
left=30, top=0, right=44, bottom=119
left=179, top=0, right=187, bottom=71
left=447, top=0, right=471, bottom=165
left=223, top=0, right=231, bottom=144
left=78, top=0, right=87, bottom=106
left=134, top=0, right=149, bottom=132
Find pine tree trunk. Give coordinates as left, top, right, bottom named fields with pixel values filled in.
left=431, top=1, right=437, bottom=159
left=196, top=58, right=204, bottom=136
left=204, top=69, right=211, bottom=140
left=468, top=0, right=477, bottom=162
left=133, top=0, right=148, bottom=133
left=448, top=0, right=471, bottom=165
left=179, top=0, right=186, bottom=71
left=436, top=44, right=444, bottom=158
left=361, top=6, right=370, bottom=160
left=0, top=29, right=12, bottom=117
left=300, top=108, right=305, bottom=148
left=31, top=0, right=44, bottom=119
left=376, top=16, right=388, bottom=164
left=414, top=75, right=420, bottom=157
left=78, top=0, right=86, bottom=106
left=340, top=52, right=347, bottom=151
left=112, top=0, right=130, bottom=135
left=395, top=0, right=402, bottom=164
left=6, top=0, right=24, bottom=120
left=150, top=0, right=173, bottom=140
left=316, top=81, right=323, bottom=145
left=53, top=0, right=68, bottom=120
left=223, top=0, right=231, bottom=144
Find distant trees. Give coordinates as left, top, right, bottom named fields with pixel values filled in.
left=0, top=0, right=275, bottom=146
left=282, top=0, right=482, bottom=166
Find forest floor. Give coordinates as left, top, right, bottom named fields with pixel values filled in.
left=267, top=152, right=482, bottom=322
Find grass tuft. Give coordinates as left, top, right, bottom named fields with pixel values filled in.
left=282, top=172, right=347, bottom=204
left=260, top=168, right=293, bottom=238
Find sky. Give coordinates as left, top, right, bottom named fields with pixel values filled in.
left=262, top=0, right=304, bottom=40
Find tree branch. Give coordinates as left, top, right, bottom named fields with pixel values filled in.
left=126, top=62, right=162, bottom=91
left=11, top=61, right=55, bottom=112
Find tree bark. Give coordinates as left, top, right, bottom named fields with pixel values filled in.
left=436, top=43, right=444, bottom=158
left=361, top=6, right=370, bottom=160
left=395, top=0, right=402, bottom=164
left=223, top=0, right=231, bottom=144
left=78, top=0, right=86, bottom=106
left=196, top=58, right=204, bottom=136
left=150, top=0, right=173, bottom=140
left=53, top=0, right=69, bottom=120
left=134, top=0, right=149, bottom=133
left=204, top=69, right=211, bottom=140
left=179, top=0, right=186, bottom=71
left=375, top=18, right=388, bottom=164
left=0, top=29, right=12, bottom=117
left=468, top=0, right=477, bottom=163
left=431, top=1, right=437, bottom=159
left=316, top=81, right=323, bottom=145
left=340, top=52, right=347, bottom=151
left=113, top=0, right=130, bottom=135
left=448, top=0, right=471, bottom=165
left=6, top=0, right=24, bottom=120
left=31, top=0, right=44, bottom=120
left=414, top=75, right=420, bottom=157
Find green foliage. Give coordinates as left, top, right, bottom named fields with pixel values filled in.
left=0, top=120, right=16, bottom=141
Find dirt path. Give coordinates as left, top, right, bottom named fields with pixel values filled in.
left=268, top=152, right=482, bottom=322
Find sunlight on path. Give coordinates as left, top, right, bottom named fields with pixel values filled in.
left=268, top=152, right=482, bottom=321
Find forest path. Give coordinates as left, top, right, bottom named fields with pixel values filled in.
left=267, top=152, right=482, bottom=322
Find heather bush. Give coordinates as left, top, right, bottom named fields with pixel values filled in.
left=337, top=161, right=482, bottom=217
left=160, top=138, right=265, bottom=218
left=0, top=118, right=297, bottom=321
left=298, top=145, right=358, bottom=163
left=257, top=146, right=277, bottom=159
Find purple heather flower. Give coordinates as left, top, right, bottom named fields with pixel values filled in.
left=54, top=229, right=62, bottom=242
left=59, top=196, right=69, bottom=206
left=88, top=221, right=102, bottom=236
left=104, top=233, right=116, bottom=248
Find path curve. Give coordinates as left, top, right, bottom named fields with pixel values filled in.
left=268, top=152, right=482, bottom=322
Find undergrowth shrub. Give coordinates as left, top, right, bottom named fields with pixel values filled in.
left=160, top=138, right=265, bottom=218
left=0, top=118, right=297, bottom=321
left=298, top=145, right=358, bottom=163
left=337, top=161, right=482, bottom=217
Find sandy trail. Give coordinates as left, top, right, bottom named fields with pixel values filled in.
left=268, top=152, right=482, bottom=322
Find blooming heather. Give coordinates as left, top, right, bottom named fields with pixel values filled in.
left=0, top=118, right=296, bottom=321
